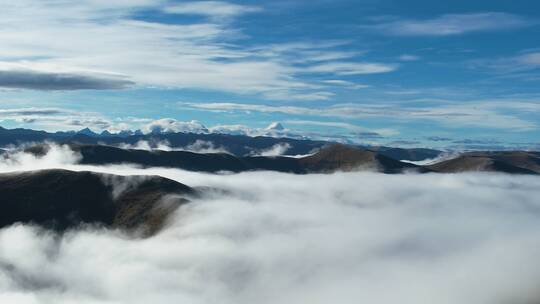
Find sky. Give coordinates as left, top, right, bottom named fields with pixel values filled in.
left=0, top=0, right=539, bottom=149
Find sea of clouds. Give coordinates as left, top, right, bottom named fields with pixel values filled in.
left=1, top=145, right=540, bottom=304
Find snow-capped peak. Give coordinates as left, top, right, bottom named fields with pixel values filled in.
left=265, top=122, right=284, bottom=131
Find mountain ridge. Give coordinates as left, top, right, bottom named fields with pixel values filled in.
left=0, top=169, right=194, bottom=236
left=21, top=143, right=431, bottom=174
left=0, top=125, right=442, bottom=161
left=428, top=151, right=540, bottom=174
left=20, top=143, right=539, bottom=175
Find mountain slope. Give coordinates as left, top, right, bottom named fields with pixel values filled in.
left=0, top=169, right=194, bottom=235
left=371, top=147, right=442, bottom=162
left=70, top=144, right=250, bottom=172
left=0, top=126, right=327, bottom=157
left=300, top=144, right=429, bottom=173
left=428, top=151, right=540, bottom=174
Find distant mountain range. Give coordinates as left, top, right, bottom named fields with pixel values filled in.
left=0, top=121, right=295, bottom=140
left=0, top=125, right=442, bottom=161
left=1, top=123, right=537, bottom=174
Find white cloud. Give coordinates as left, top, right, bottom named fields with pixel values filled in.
left=284, top=119, right=363, bottom=131
left=181, top=139, right=230, bottom=154
left=142, top=119, right=209, bottom=134
left=321, top=80, right=370, bottom=90
left=248, top=41, right=361, bottom=64
left=250, top=143, right=291, bottom=157
left=118, top=139, right=230, bottom=154
left=1, top=148, right=540, bottom=303
left=207, top=124, right=253, bottom=136
left=118, top=140, right=174, bottom=151
left=518, top=52, right=540, bottom=65
left=184, top=100, right=537, bottom=130
left=302, top=62, right=397, bottom=75
left=283, top=120, right=398, bottom=137
left=164, top=1, right=261, bottom=19
left=372, top=12, right=533, bottom=36
left=0, top=1, right=396, bottom=100
left=262, top=90, right=336, bottom=101
left=472, top=51, right=540, bottom=74
left=398, top=54, right=420, bottom=61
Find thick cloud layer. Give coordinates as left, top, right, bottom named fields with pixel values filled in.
left=1, top=146, right=540, bottom=304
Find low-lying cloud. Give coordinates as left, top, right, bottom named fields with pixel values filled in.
left=116, top=140, right=230, bottom=154
left=1, top=146, right=540, bottom=304
left=182, top=140, right=230, bottom=154
left=250, top=143, right=291, bottom=157
left=117, top=140, right=175, bottom=152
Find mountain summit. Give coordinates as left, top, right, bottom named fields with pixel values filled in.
left=77, top=127, right=98, bottom=137
left=266, top=122, right=285, bottom=131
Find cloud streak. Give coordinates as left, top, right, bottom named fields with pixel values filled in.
left=0, top=1, right=396, bottom=100
left=0, top=69, right=133, bottom=90
left=371, top=12, right=534, bottom=36
left=182, top=100, right=538, bottom=130
left=164, top=1, right=262, bottom=20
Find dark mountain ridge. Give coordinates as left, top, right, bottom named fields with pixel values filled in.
left=0, top=169, right=194, bottom=235
left=22, top=143, right=540, bottom=175
left=23, top=143, right=429, bottom=174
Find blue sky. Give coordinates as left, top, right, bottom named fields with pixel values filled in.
left=0, top=0, right=539, bottom=149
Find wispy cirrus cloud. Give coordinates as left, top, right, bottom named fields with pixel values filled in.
left=370, top=13, right=534, bottom=36
left=182, top=100, right=538, bottom=131
left=320, top=80, right=370, bottom=90
left=0, top=1, right=396, bottom=101
left=164, top=1, right=262, bottom=20
left=470, top=51, right=540, bottom=74
left=284, top=120, right=398, bottom=138
left=398, top=54, right=420, bottom=61
left=285, top=119, right=362, bottom=130
left=301, top=62, right=397, bottom=75
left=519, top=52, right=540, bottom=65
